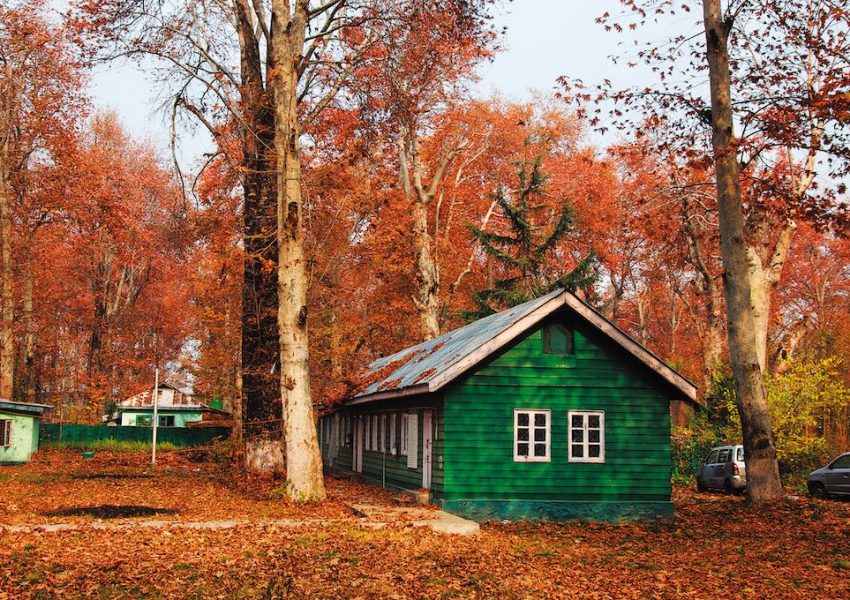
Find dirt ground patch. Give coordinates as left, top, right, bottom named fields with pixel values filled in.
left=2, top=450, right=849, bottom=598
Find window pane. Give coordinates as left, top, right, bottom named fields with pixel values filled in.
left=517, top=443, right=529, bottom=456
left=534, top=443, right=547, bottom=457
left=571, top=429, right=584, bottom=442
left=517, top=413, right=529, bottom=427
left=571, top=414, right=583, bottom=428
left=534, top=413, right=546, bottom=427
left=534, top=428, right=546, bottom=442
left=588, top=415, right=600, bottom=428
left=588, top=444, right=601, bottom=458
left=517, top=428, right=529, bottom=442
left=571, top=444, right=584, bottom=458
left=589, top=430, right=600, bottom=443
left=543, top=323, right=573, bottom=355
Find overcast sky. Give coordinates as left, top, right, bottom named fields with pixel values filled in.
left=86, top=0, right=676, bottom=166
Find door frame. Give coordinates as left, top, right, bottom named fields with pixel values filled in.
left=353, top=417, right=363, bottom=473
left=422, top=410, right=433, bottom=489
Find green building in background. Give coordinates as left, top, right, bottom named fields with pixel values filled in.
left=0, top=400, right=50, bottom=464
left=112, top=381, right=229, bottom=428
left=318, top=289, right=699, bottom=522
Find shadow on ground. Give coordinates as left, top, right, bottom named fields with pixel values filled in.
left=41, top=505, right=176, bottom=519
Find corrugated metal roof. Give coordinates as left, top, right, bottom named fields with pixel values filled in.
left=357, top=289, right=565, bottom=398
left=0, top=399, right=51, bottom=416
left=351, top=288, right=698, bottom=404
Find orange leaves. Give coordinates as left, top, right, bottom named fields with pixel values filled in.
left=4, top=453, right=850, bottom=597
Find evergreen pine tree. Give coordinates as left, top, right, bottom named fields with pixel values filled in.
left=463, top=156, right=596, bottom=320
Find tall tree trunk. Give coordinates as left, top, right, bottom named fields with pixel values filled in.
left=412, top=199, right=441, bottom=340
left=398, top=132, right=467, bottom=341
left=22, top=243, right=35, bottom=403
left=270, top=0, right=325, bottom=500
left=234, top=0, right=284, bottom=473
left=702, top=0, right=783, bottom=502
left=0, top=169, right=13, bottom=400
left=747, top=218, right=795, bottom=372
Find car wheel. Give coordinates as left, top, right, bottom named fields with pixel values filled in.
left=809, top=482, right=829, bottom=499
left=696, top=478, right=706, bottom=492
left=724, top=479, right=736, bottom=494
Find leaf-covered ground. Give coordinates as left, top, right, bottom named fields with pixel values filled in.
left=2, top=450, right=849, bottom=598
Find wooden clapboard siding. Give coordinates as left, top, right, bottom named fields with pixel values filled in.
left=442, top=312, right=673, bottom=503
left=318, top=402, right=445, bottom=496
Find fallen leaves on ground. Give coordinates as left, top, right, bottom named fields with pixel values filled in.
left=2, top=450, right=849, bottom=598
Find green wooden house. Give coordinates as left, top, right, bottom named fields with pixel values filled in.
left=0, top=400, right=51, bottom=464
left=318, top=289, right=698, bottom=522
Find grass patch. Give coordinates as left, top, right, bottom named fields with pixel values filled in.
left=43, top=439, right=179, bottom=452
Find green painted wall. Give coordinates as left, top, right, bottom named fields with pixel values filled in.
left=319, top=400, right=445, bottom=497
left=440, top=311, right=674, bottom=512
left=120, top=410, right=204, bottom=427
left=0, top=411, right=40, bottom=464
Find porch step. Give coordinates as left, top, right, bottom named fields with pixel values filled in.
left=349, top=503, right=480, bottom=536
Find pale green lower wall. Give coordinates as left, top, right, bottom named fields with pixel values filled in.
left=120, top=410, right=204, bottom=427
left=0, top=411, right=39, bottom=464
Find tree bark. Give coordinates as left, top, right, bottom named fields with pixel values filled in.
left=0, top=168, right=13, bottom=400
left=412, top=198, right=441, bottom=340
left=234, top=0, right=284, bottom=473
left=398, top=132, right=467, bottom=341
left=22, top=243, right=35, bottom=403
left=702, top=0, right=783, bottom=502
left=270, top=0, right=325, bottom=500
left=747, top=218, right=795, bottom=373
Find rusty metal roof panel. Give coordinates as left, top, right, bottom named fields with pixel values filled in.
left=356, top=288, right=565, bottom=398
left=351, top=288, right=699, bottom=404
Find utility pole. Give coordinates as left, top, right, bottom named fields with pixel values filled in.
left=151, top=367, right=159, bottom=466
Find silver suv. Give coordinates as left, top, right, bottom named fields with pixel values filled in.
left=696, top=445, right=747, bottom=493
left=807, top=453, right=850, bottom=499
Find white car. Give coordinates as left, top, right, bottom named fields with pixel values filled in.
left=696, top=445, right=747, bottom=493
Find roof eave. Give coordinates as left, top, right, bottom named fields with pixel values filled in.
left=347, top=383, right=432, bottom=405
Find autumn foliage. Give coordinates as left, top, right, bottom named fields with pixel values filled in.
left=0, top=1, right=846, bottom=480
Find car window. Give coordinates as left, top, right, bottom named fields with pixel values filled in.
left=736, top=447, right=744, bottom=462
left=705, top=450, right=719, bottom=464
left=717, top=448, right=731, bottom=463
left=832, top=455, right=850, bottom=470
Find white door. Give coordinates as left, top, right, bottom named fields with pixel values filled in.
left=422, top=410, right=433, bottom=489
left=353, top=418, right=363, bottom=473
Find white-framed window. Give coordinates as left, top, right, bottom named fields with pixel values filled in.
left=514, top=409, right=550, bottom=462
left=0, top=419, right=10, bottom=447
left=569, top=410, right=605, bottom=463
left=390, top=413, right=397, bottom=455
left=371, top=415, right=378, bottom=451
left=400, top=413, right=409, bottom=455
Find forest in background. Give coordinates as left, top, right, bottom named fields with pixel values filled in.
left=1, top=0, right=849, bottom=482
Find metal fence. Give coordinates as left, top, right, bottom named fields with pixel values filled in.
left=40, top=424, right=229, bottom=447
